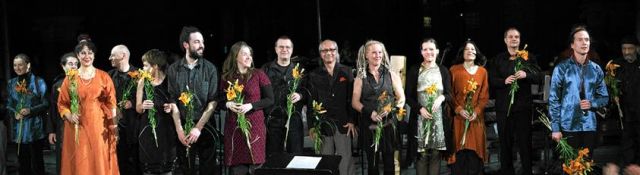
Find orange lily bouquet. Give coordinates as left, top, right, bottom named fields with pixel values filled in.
left=419, top=83, right=438, bottom=148
left=460, top=78, right=477, bottom=147
left=371, top=90, right=407, bottom=154
left=284, top=63, right=304, bottom=148
left=66, top=69, right=81, bottom=144
left=536, top=109, right=591, bottom=174
left=139, top=70, right=159, bottom=147
left=226, top=79, right=254, bottom=162
left=14, top=79, right=30, bottom=154
left=310, top=100, right=329, bottom=154
left=119, top=70, right=141, bottom=113
left=605, top=60, right=623, bottom=129
left=178, top=86, right=196, bottom=166
left=507, top=44, right=530, bottom=116
left=562, top=148, right=594, bottom=175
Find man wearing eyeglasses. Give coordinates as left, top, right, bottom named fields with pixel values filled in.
left=262, top=36, right=305, bottom=157
left=305, top=39, right=357, bottom=175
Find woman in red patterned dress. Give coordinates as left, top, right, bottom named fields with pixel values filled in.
left=220, top=41, right=274, bottom=175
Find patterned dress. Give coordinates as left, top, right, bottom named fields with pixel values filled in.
left=221, top=70, right=271, bottom=166
left=416, top=65, right=446, bottom=151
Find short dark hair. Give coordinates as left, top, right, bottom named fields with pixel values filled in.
left=503, top=27, right=519, bottom=38
left=179, top=26, right=201, bottom=52
left=568, top=25, right=589, bottom=45
left=76, top=33, right=91, bottom=43
left=275, top=35, right=294, bottom=48
left=74, top=40, right=97, bottom=55
left=621, top=35, right=639, bottom=45
left=141, top=49, right=168, bottom=72
left=420, top=38, right=438, bottom=49
left=60, top=52, right=76, bottom=65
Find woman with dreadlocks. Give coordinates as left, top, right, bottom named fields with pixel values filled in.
left=352, top=40, right=405, bottom=175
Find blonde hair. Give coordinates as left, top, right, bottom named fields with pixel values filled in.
left=356, top=40, right=390, bottom=78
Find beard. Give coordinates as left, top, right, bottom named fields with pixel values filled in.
left=624, top=54, right=637, bottom=62
left=189, top=46, right=204, bottom=60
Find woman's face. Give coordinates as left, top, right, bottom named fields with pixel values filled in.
left=142, top=61, right=154, bottom=74
left=421, top=42, right=439, bottom=63
left=366, top=44, right=384, bottom=67
left=463, top=43, right=477, bottom=61
left=77, top=46, right=95, bottom=67
left=13, top=58, right=29, bottom=76
left=236, top=46, right=253, bottom=69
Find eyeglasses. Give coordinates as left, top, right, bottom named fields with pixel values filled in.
left=320, top=48, right=337, bottom=53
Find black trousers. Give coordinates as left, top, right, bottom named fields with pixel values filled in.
left=622, top=109, right=640, bottom=166
left=176, top=124, right=221, bottom=175
left=564, top=131, right=597, bottom=158
left=265, top=116, right=304, bottom=157
left=497, top=109, right=532, bottom=175
left=117, top=125, right=141, bottom=175
left=17, top=139, right=45, bottom=175
left=53, top=127, right=63, bottom=174
left=362, top=124, right=398, bottom=175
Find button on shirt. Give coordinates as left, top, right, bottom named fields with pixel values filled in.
left=166, top=58, right=219, bottom=122
left=549, top=58, right=609, bottom=132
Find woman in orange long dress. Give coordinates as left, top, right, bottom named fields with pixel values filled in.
left=447, top=41, right=489, bottom=175
left=57, top=41, right=119, bottom=175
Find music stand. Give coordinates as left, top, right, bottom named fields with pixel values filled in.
left=255, top=153, right=341, bottom=175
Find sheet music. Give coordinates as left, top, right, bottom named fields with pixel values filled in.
left=285, top=156, right=322, bottom=169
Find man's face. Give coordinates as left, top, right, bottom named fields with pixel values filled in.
left=63, top=56, right=78, bottom=72
left=275, top=39, right=293, bottom=60
left=319, top=41, right=338, bottom=64
left=571, top=31, right=590, bottom=56
left=622, top=43, right=637, bottom=62
left=13, top=58, right=29, bottom=76
left=186, top=32, right=205, bottom=59
left=504, top=29, right=521, bottom=49
left=109, top=48, right=123, bottom=67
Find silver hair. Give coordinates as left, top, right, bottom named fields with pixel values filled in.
left=356, top=40, right=390, bottom=78
left=319, top=39, right=340, bottom=63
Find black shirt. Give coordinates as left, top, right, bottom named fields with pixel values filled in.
left=305, top=63, right=354, bottom=134
left=612, top=57, right=640, bottom=120
left=108, top=66, right=141, bottom=144
left=166, top=58, right=219, bottom=122
left=488, top=52, right=543, bottom=113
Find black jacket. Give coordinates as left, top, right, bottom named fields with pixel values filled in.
left=405, top=63, right=455, bottom=160
left=261, top=61, right=306, bottom=124
left=305, top=63, right=355, bottom=135
left=488, top=52, right=543, bottom=114
left=612, top=57, right=640, bottom=121
left=46, top=74, right=65, bottom=135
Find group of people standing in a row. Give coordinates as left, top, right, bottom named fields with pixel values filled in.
left=1, top=24, right=638, bottom=175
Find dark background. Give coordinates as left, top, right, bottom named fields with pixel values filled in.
left=1, top=0, right=638, bottom=87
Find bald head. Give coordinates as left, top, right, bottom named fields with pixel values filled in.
left=109, top=44, right=130, bottom=68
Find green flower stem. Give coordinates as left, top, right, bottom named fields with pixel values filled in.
left=144, top=80, right=158, bottom=148
left=235, top=96, right=254, bottom=163
left=16, top=95, right=25, bottom=155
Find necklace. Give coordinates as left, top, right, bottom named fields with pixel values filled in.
left=79, top=68, right=95, bottom=85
